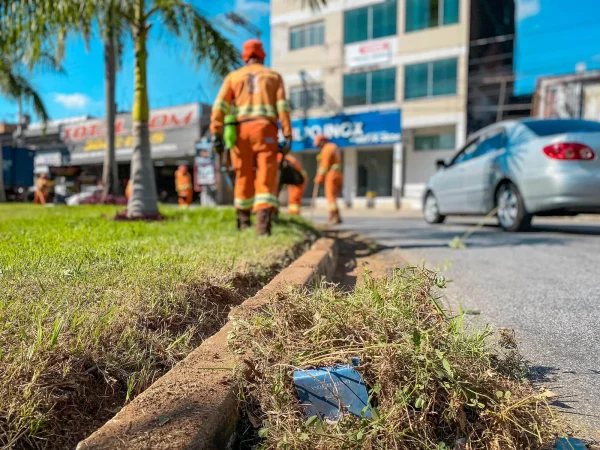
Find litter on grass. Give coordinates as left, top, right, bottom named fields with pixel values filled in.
left=231, top=267, right=561, bottom=449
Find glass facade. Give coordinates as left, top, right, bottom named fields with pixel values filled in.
left=406, top=0, right=459, bottom=32
left=357, top=149, right=393, bottom=197
left=404, top=58, right=457, bottom=99
left=344, top=68, right=396, bottom=107
left=414, top=132, right=456, bottom=150
left=290, top=85, right=325, bottom=111
left=344, top=0, right=397, bottom=44
left=290, top=21, right=325, bottom=50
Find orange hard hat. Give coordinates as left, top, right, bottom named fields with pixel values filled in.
left=242, top=39, right=266, bottom=63
left=313, top=134, right=328, bottom=148
left=178, top=165, right=188, bottom=174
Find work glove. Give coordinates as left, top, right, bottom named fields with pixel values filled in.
left=281, top=136, right=292, bottom=155
left=212, top=134, right=225, bottom=155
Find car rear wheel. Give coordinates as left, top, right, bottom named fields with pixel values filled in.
left=424, top=192, right=445, bottom=224
left=496, top=182, right=531, bottom=232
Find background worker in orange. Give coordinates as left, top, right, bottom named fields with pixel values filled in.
left=210, top=39, right=292, bottom=236
left=34, top=173, right=49, bottom=205
left=277, top=152, right=307, bottom=215
left=314, top=135, right=344, bottom=224
left=174, top=165, right=193, bottom=207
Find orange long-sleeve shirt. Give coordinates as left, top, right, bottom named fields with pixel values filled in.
left=210, top=63, right=292, bottom=138
left=175, top=172, right=193, bottom=193
left=316, top=143, right=342, bottom=181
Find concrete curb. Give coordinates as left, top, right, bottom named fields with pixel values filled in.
left=76, top=237, right=338, bottom=450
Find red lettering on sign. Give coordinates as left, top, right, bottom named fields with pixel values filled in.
left=73, top=126, right=87, bottom=140
left=149, top=111, right=194, bottom=130
left=115, top=119, right=126, bottom=134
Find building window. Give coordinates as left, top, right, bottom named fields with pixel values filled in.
left=414, top=132, right=456, bottom=150
left=404, top=58, right=457, bottom=99
left=289, top=85, right=325, bottom=111
left=344, top=68, right=396, bottom=107
left=406, top=0, right=459, bottom=32
left=290, top=21, right=325, bottom=50
left=357, top=149, right=393, bottom=197
left=344, top=0, right=397, bottom=44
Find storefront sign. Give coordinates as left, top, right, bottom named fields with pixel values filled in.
left=283, top=109, right=401, bottom=151
left=61, top=103, right=200, bottom=165
left=344, top=37, right=396, bottom=68
left=34, top=151, right=63, bottom=168
left=194, top=141, right=216, bottom=186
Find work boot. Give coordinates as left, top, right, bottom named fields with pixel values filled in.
left=237, top=209, right=252, bottom=231
left=328, top=210, right=342, bottom=225
left=256, top=208, right=272, bottom=237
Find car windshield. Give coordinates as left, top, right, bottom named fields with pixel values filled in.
left=523, top=120, right=600, bottom=136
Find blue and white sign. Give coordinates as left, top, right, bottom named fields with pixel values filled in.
left=283, top=109, right=401, bottom=151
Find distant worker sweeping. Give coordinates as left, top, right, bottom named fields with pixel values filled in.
left=174, top=165, right=193, bottom=208
left=314, top=134, right=344, bottom=224
left=210, top=39, right=292, bottom=236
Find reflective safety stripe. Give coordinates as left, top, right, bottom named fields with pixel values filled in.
left=177, top=183, right=193, bottom=191
left=301, top=170, right=308, bottom=178
left=328, top=202, right=338, bottom=211
left=235, top=197, right=254, bottom=210
left=235, top=104, right=277, bottom=118
left=318, top=167, right=327, bottom=175
left=254, top=193, right=278, bottom=208
left=288, top=204, right=300, bottom=213
left=276, top=99, right=291, bottom=113
left=213, top=99, right=230, bottom=114
left=330, top=164, right=342, bottom=171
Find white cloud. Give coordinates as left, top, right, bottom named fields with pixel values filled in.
left=52, top=93, right=92, bottom=110
left=516, top=0, right=540, bottom=21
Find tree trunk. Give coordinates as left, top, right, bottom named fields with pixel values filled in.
left=102, top=35, right=120, bottom=199
left=127, top=0, right=158, bottom=218
left=0, top=147, right=6, bottom=203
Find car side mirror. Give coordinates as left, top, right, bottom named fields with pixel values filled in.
left=436, top=159, right=447, bottom=170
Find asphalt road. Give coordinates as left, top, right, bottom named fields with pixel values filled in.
left=315, top=211, right=600, bottom=436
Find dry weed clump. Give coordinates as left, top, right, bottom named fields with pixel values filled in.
left=231, top=267, right=559, bottom=450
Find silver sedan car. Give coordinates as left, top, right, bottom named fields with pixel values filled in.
left=423, top=119, right=600, bottom=231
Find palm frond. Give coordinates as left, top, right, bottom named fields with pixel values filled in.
left=0, top=60, right=49, bottom=122
left=301, top=0, right=328, bottom=11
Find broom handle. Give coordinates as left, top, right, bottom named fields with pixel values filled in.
left=310, top=182, right=320, bottom=221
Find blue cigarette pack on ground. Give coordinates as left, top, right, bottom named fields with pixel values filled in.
left=292, top=363, right=371, bottom=421
left=555, top=437, right=587, bottom=450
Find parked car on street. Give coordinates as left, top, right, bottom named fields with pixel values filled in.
left=423, top=119, right=600, bottom=231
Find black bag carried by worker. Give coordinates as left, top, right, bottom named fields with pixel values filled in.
left=279, top=158, right=305, bottom=186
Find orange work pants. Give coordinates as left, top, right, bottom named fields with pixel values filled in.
left=178, top=190, right=193, bottom=206
left=231, top=121, right=279, bottom=212
left=287, top=181, right=306, bottom=215
left=325, top=171, right=343, bottom=212
left=34, top=191, right=48, bottom=204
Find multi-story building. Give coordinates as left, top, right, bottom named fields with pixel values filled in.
left=271, top=0, right=519, bottom=209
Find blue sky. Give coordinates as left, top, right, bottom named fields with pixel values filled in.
left=515, top=0, right=600, bottom=94
left=0, top=0, right=271, bottom=123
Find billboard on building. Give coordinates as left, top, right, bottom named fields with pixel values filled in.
left=533, top=72, right=600, bottom=119
left=283, top=109, right=401, bottom=151
left=61, top=103, right=201, bottom=165
left=344, top=37, right=397, bottom=69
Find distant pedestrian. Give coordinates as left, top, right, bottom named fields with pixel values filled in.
left=277, top=153, right=307, bottom=216
left=34, top=173, right=49, bottom=205
left=175, top=165, right=193, bottom=208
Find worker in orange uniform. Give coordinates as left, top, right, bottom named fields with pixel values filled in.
left=125, top=179, right=132, bottom=200
left=210, top=39, right=292, bottom=236
left=34, top=173, right=49, bottom=204
left=277, top=152, right=307, bottom=215
left=174, top=165, right=193, bottom=208
left=314, top=135, right=343, bottom=224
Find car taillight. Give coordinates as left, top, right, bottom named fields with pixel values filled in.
left=543, top=143, right=596, bottom=160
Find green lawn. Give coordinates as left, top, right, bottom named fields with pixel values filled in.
left=0, top=204, right=314, bottom=449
